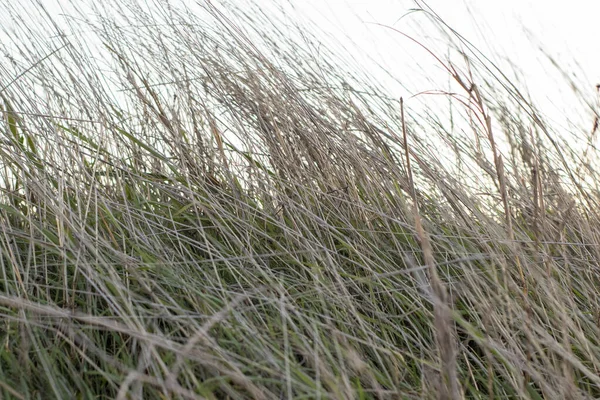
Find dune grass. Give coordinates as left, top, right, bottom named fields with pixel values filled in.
left=0, top=0, right=599, bottom=398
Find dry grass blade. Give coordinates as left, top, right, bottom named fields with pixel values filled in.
left=401, top=97, right=460, bottom=400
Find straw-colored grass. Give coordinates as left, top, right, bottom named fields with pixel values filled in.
left=0, top=0, right=599, bottom=399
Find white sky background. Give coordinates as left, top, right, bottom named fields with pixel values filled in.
left=3, top=0, right=600, bottom=139
left=288, top=0, right=600, bottom=135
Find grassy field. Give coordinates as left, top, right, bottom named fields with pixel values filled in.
left=1, top=0, right=599, bottom=399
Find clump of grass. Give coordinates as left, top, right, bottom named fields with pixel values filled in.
left=0, top=0, right=599, bottom=399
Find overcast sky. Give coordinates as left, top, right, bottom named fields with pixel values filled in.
left=3, top=0, right=599, bottom=133
left=275, top=0, right=598, bottom=138
left=294, top=0, right=599, bottom=104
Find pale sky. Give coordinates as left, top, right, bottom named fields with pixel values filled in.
left=280, top=0, right=600, bottom=142
left=294, top=0, right=600, bottom=107
left=3, top=0, right=599, bottom=136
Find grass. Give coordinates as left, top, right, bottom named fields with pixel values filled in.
left=0, top=0, right=599, bottom=398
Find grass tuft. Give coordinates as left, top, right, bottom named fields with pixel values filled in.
left=0, top=0, right=599, bottom=398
